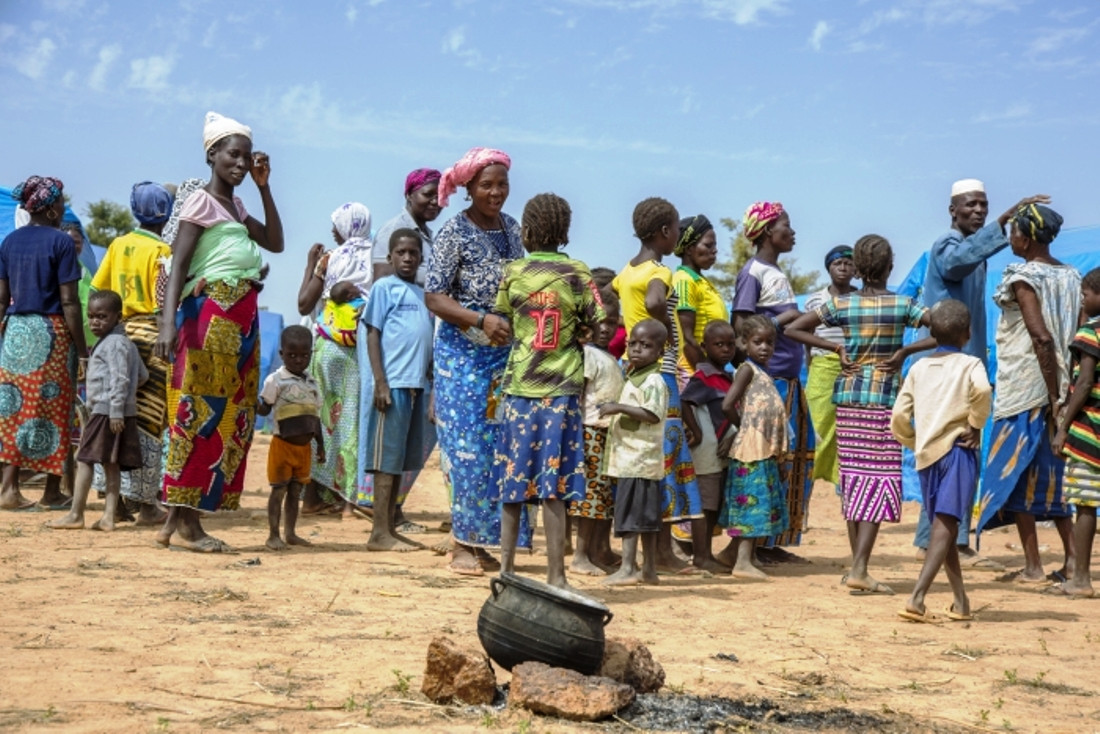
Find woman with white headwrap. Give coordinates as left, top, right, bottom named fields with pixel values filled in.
left=296, top=202, right=374, bottom=515
left=152, top=111, right=284, bottom=552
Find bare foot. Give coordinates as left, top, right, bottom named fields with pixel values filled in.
left=135, top=505, right=168, bottom=526
left=570, top=556, right=607, bottom=577
left=91, top=517, right=115, bottom=532
left=732, top=565, right=769, bottom=581
left=173, top=535, right=234, bottom=553
left=548, top=577, right=578, bottom=592
left=695, top=557, right=729, bottom=574
left=266, top=536, right=288, bottom=551
left=448, top=546, right=484, bottom=576
left=285, top=534, right=313, bottom=547
left=475, top=547, right=501, bottom=571
left=46, top=513, right=84, bottom=530
left=367, top=535, right=422, bottom=552
left=603, top=567, right=642, bottom=586
left=640, top=571, right=660, bottom=585
left=655, top=554, right=688, bottom=574
left=0, top=492, right=36, bottom=511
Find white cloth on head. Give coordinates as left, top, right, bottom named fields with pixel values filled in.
left=950, top=178, right=985, bottom=197
left=203, top=111, right=251, bottom=152
left=323, top=202, right=374, bottom=299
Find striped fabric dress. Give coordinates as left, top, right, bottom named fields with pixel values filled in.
left=813, top=293, right=926, bottom=524
left=1063, top=316, right=1100, bottom=507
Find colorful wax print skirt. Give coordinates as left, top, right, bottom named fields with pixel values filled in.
left=494, top=395, right=585, bottom=504
left=721, top=458, right=789, bottom=538
left=569, top=425, right=616, bottom=520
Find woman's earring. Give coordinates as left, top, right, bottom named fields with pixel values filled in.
left=464, top=193, right=472, bottom=202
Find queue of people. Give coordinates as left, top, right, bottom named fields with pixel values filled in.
left=1, top=112, right=1098, bottom=613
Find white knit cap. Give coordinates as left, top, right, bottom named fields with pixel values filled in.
left=202, top=111, right=251, bottom=152
left=950, top=178, right=985, bottom=197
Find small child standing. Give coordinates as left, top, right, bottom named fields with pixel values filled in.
left=891, top=300, right=991, bottom=621
left=681, top=320, right=739, bottom=571
left=362, top=228, right=434, bottom=552
left=719, top=316, right=790, bottom=580
left=1051, top=267, right=1100, bottom=598
left=47, top=290, right=147, bottom=532
left=257, top=325, right=324, bottom=551
left=601, top=318, right=669, bottom=586
left=570, top=288, right=626, bottom=576
left=493, top=193, right=604, bottom=589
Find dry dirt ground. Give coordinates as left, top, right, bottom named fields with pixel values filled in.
left=2, top=435, right=1099, bottom=733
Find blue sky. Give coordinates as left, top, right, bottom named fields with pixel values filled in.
left=2, top=0, right=1098, bottom=318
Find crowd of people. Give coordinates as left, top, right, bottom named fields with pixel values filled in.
left=1, top=111, right=1099, bottom=619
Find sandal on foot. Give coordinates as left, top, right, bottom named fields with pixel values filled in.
left=1041, top=583, right=1096, bottom=598
left=848, top=580, right=895, bottom=596
left=395, top=520, right=428, bottom=534
left=897, top=609, right=943, bottom=624
left=943, top=604, right=973, bottom=621
left=171, top=536, right=236, bottom=554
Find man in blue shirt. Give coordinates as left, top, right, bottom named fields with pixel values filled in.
left=914, top=179, right=1050, bottom=564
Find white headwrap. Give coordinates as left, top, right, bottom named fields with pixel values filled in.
left=950, top=178, right=985, bottom=197
left=323, top=202, right=374, bottom=299
left=203, top=111, right=251, bottom=152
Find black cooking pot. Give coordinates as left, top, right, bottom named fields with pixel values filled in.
left=477, top=572, right=613, bottom=675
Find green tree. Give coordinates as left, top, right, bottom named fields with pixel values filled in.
left=83, top=200, right=135, bottom=248
left=709, top=216, right=822, bottom=300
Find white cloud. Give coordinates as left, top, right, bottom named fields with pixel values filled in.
left=0, top=24, right=15, bottom=46
left=14, top=38, right=56, bottom=80
left=563, top=0, right=784, bottom=25
left=971, top=103, right=1031, bottom=124
left=346, top=4, right=358, bottom=23
left=441, top=25, right=485, bottom=67
left=809, top=20, right=830, bottom=51
left=129, top=55, right=174, bottom=91
left=89, top=44, right=121, bottom=91
left=1028, top=26, right=1090, bottom=55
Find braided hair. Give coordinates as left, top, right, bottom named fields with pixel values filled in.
left=632, top=197, right=678, bottom=242
left=521, top=193, right=572, bottom=251
left=852, top=234, right=893, bottom=283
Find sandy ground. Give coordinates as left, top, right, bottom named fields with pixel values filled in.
left=2, top=435, right=1099, bottom=733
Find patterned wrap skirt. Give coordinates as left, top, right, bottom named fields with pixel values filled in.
left=1064, top=458, right=1100, bottom=508
left=766, top=376, right=815, bottom=546
left=569, top=425, right=616, bottom=520
left=721, top=458, right=789, bottom=538
left=0, top=313, right=76, bottom=475
left=493, top=394, right=585, bottom=503
left=978, top=405, right=1070, bottom=541
left=309, top=336, right=360, bottom=503
left=92, top=314, right=167, bottom=504
left=434, top=322, right=533, bottom=549
left=162, top=282, right=259, bottom=512
left=836, top=405, right=903, bottom=523
left=661, top=371, right=703, bottom=522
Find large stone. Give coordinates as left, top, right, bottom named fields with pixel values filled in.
left=599, top=636, right=665, bottom=693
left=509, top=661, right=635, bottom=722
left=421, top=636, right=497, bottom=705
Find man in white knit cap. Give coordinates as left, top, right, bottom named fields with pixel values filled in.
left=914, top=180, right=1050, bottom=563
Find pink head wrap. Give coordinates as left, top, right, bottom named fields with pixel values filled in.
left=437, top=147, right=511, bottom=208
left=741, top=201, right=785, bottom=243
left=404, top=168, right=442, bottom=197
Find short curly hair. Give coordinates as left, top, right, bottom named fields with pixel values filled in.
left=632, top=197, right=678, bottom=242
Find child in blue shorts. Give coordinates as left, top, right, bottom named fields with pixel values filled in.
left=892, top=299, right=991, bottom=622
left=363, top=228, right=434, bottom=552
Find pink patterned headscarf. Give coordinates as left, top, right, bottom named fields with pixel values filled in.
left=437, top=147, right=511, bottom=208
left=404, top=168, right=441, bottom=197
left=741, top=201, right=784, bottom=243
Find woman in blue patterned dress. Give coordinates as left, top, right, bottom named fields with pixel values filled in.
left=425, top=147, right=532, bottom=576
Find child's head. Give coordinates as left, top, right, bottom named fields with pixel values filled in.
left=1082, top=267, right=1100, bottom=319
left=86, top=290, right=122, bottom=338
left=824, top=244, right=855, bottom=289
left=852, top=234, right=893, bottom=284
left=388, top=228, right=423, bottom=282
left=627, top=318, right=667, bottom=370
left=593, top=288, right=620, bottom=350
left=928, top=298, right=971, bottom=349
left=702, top=320, right=737, bottom=368
left=738, top=314, right=776, bottom=366
left=521, top=193, right=571, bottom=254
left=590, top=266, right=616, bottom=289
left=280, top=325, right=313, bottom=376
left=330, top=280, right=360, bottom=305
left=632, top=197, right=680, bottom=255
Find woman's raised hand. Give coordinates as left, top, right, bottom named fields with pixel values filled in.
left=306, top=242, right=326, bottom=268
left=250, top=151, right=271, bottom=188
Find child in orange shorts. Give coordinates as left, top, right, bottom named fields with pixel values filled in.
left=258, top=325, right=325, bottom=550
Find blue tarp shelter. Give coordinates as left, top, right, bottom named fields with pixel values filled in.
left=0, top=186, right=103, bottom=272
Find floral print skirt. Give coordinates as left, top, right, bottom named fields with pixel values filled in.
left=721, top=457, right=789, bottom=539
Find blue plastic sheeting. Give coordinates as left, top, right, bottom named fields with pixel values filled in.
left=256, top=310, right=285, bottom=431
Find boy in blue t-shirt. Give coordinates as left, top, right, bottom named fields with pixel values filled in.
left=363, top=228, right=434, bottom=552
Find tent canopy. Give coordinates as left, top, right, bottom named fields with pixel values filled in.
left=0, top=186, right=102, bottom=273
